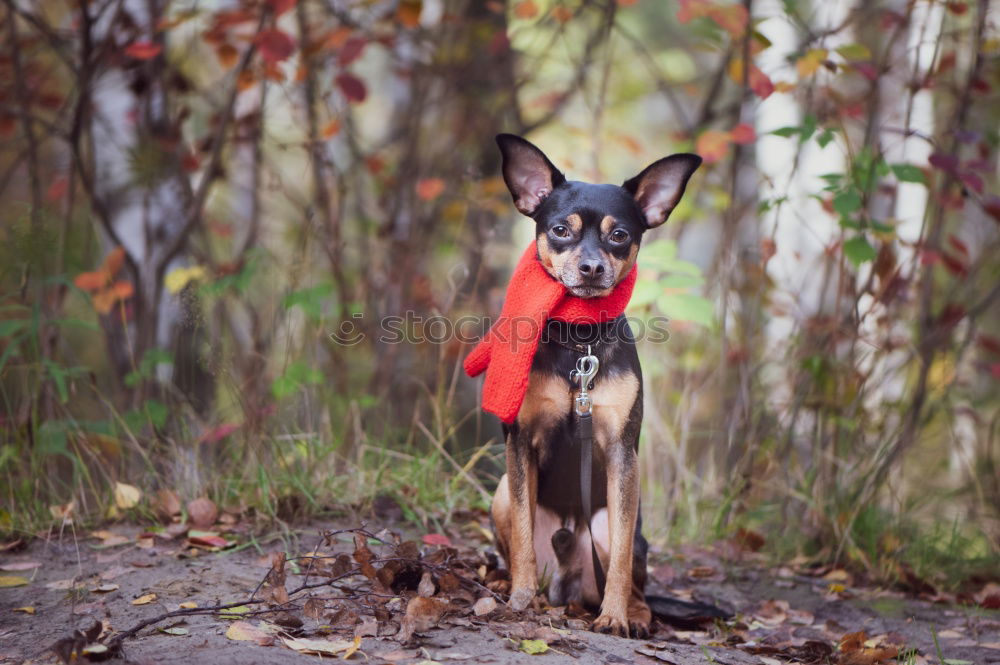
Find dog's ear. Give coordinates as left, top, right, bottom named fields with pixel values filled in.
left=623, top=154, right=702, bottom=228
left=496, top=134, right=566, bottom=217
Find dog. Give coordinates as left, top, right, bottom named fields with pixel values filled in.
left=485, top=133, right=711, bottom=638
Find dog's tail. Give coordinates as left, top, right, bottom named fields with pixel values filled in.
left=645, top=594, right=732, bottom=629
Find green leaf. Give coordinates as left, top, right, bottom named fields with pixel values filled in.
left=143, top=399, right=169, bottom=429
left=44, top=359, right=69, bottom=404
left=638, top=239, right=677, bottom=265
left=816, top=129, right=835, bottom=148
left=799, top=114, right=817, bottom=142
left=838, top=218, right=861, bottom=231
left=771, top=126, right=800, bottom=138
left=835, top=43, right=872, bottom=60
left=283, top=283, right=334, bottom=320
left=0, top=319, right=28, bottom=337
left=833, top=188, right=862, bottom=216
left=870, top=219, right=896, bottom=234
left=627, top=279, right=660, bottom=310
left=657, top=293, right=714, bottom=326
left=890, top=163, right=926, bottom=184
left=843, top=236, right=877, bottom=266
left=519, top=639, right=549, bottom=655
left=658, top=274, right=704, bottom=289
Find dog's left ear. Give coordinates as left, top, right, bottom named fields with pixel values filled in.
left=622, top=154, right=702, bottom=228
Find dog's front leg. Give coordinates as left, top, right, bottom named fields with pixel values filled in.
left=505, top=427, right=538, bottom=611
left=592, top=443, right=639, bottom=636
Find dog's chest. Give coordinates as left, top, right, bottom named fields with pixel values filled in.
left=517, top=369, right=640, bottom=451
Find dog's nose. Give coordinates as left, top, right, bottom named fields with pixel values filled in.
left=579, top=259, right=605, bottom=277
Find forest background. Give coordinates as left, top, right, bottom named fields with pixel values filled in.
left=1, top=0, right=998, bottom=587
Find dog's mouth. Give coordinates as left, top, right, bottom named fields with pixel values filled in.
left=566, top=284, right=614, bottom=298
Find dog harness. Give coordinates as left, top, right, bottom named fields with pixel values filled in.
left=463, top=242, right=637, bottom=424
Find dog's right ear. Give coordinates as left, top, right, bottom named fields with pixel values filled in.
left=496, top=134, right=565, bottom=217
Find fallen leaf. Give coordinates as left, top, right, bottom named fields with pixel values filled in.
left=226, top=621, right=275, bottom=646
left=282, top=636, right=358, bottom=656
left=114, top=482, right=142, bottom=509
left=0, top=576, right=29, bottom=588
left=219, top=605, right=252, bottom=619
left=0, top=561, right=41, bottom=572
left=179, top=602, right=198, bottom=609
left=13, top=606, right=35, bottom=614
left=398, top=596, right=447, bottom=641
left=421, top=532, right=452, bottom=547
left=159, top=626, right=189, bottom=636
left=132, top=593, right=157, bottom=605
left=92, top=583, right=119, bottom=593
left=519, top=639, right=549, bottom=655
left=417, top=571, right=436, bottom=597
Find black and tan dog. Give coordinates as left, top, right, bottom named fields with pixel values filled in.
left=489, top=134, right=718, bottom=638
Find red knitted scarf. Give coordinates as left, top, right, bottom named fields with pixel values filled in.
left=464, top=243, right=637, bottom=424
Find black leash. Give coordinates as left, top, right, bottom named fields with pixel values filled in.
left=572, top=348, right=606, bottom=596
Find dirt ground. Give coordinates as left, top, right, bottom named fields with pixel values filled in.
left=1, top=517, right=998, bottom=665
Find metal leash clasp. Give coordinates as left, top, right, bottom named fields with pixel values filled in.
left=572, top=345, right=599, bottom=416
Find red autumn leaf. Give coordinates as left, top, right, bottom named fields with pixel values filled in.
left=749, top=63, right=774, bottom=99
left=928, top=152, right=959, bottom=173
left=552, top=6, right=573, bottom=22
left=415, top=178, right=446, bottom=201
left=514, top=0, right=539, bottom=19
left=730, top=123, right=756, bottom=144
left=982, top=196, right=1000, bottom=224
left=937, top=303, right=966, bottom=329
left=74, top=271, right=107, bottom=292
left=488, top=29, right=510, bottom=55
left=188, top=534, right=228, bottom=549
left=216, top=43, right=239, bottom=69
left=255, top=29, right=295, bottom=64
left=940, top=252, right=967, bottom=277
left=110, top=281, right=134, bottom=300
left=365, top=155, right=384, bottom=174
left=422, top=533, right=452, bottom=547
left=959, top=170, right=984, bottom=194
left=335, top=72, right=367, bottom=103
left=124, top=41, right=162, bottom=60
left=696, top=129, right=731, bottom=164
left=201, top=423, right=240, bottom=444
left=321, top=119, right=341, bottom=139
left=978, top=334, right=1000, bottom=355
left=947, top=234, right=969, bottom=256
left=397, top=1, right=422, bottom=28
left=946, top=1, right=968, bottom=14
left=265, top=0, right=296, bottom=16
left=337, top=37, right=368, bottom=67
left=47, top=177, right=69, bottom=202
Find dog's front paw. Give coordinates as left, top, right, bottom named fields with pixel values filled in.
left=591, top=611, right=630, bottom=638
left=508, top=586, right=536, bottom=611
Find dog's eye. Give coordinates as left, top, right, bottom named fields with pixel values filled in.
left=610, top=229, right=630, bottom=244
left=551, top=225, right=570, bottom=238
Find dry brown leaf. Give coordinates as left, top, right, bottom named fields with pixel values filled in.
left=153, top=489, right=182, bottom=521
left=226, top=621, right=275, bottom=646
left=114, top=482, right=142, bottom=509
left=132, top=593, right=157, bottom=605
left=0, top=561, right=41, bottom=572
left=398, top=596, right=447, bottom=641
left=282, top=636, right=358, bottom=656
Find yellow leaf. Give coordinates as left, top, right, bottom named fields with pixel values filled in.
left=114, top=482, right=142, bottom=510
left=796, top=48, right=828, bottom=77
left=827, top=583, right=846, bottom=593
left=343, top=635, right=362, bottom=660
left=13, top=606, right=36, bottom=614
left=0, top=576, right=29, bottom=588
left=179, top=601, right=198, bottom=609
left=165, top=265, right=208, bottom=294
left=132, top=593, right=157, bottom=605
left=773, top=81, right=796, bottom=93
